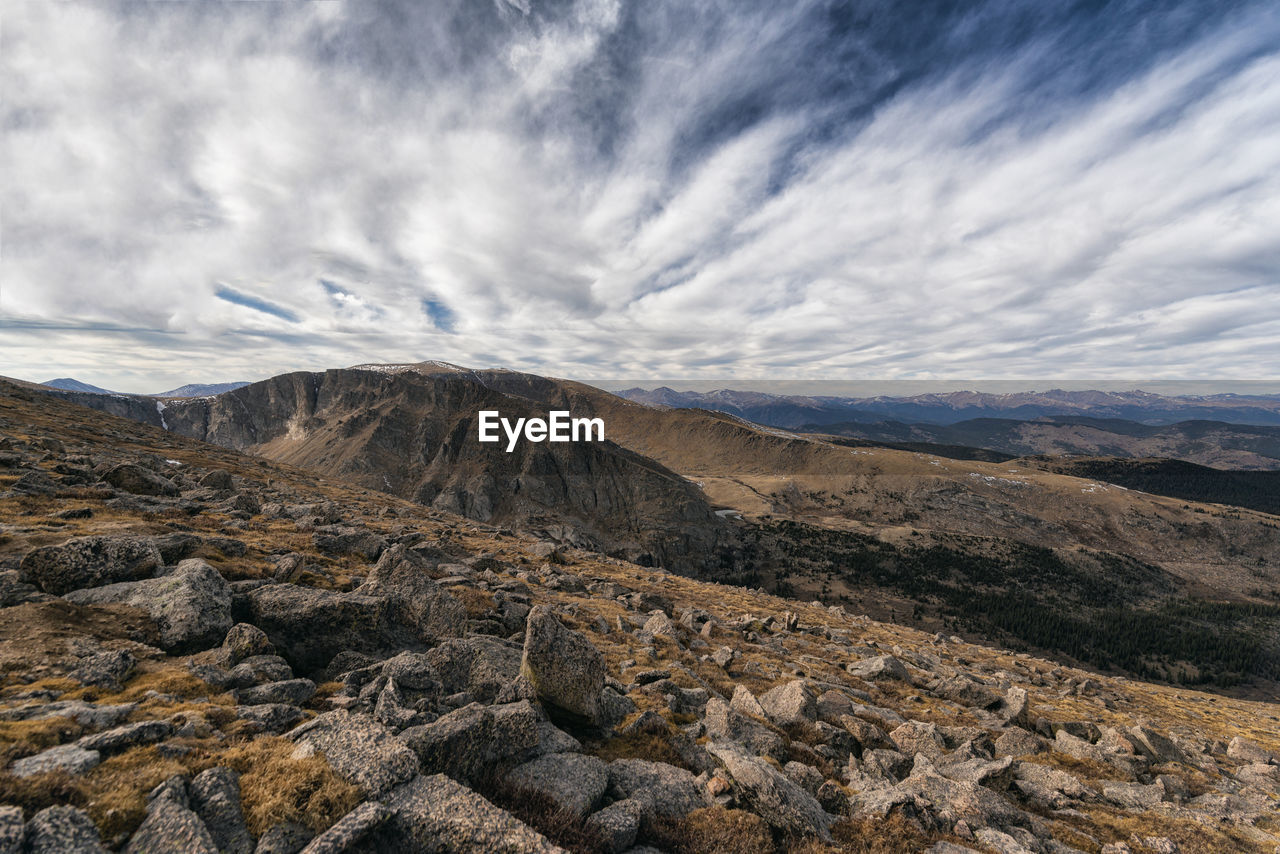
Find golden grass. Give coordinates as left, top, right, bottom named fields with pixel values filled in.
left=0, top=716, right=86, bottom=765
left=649, top=806, right=774, bottom=854
left=219, top=737, right=363, bottom=836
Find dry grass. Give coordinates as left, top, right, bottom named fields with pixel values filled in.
left=84, top=746, right=200, bottom=840
left=648, top=806, right=775, bottom=854
left=1065, top=806, right=1272, bottom=854
left=0, top=716, right=86, bottom=765
left=587, top=729, right=695, bottom=772
left=825, top=813, right=945, bottom=853
left=218, top=737, right=363, bottom=836
left=451, top=586, right=497, bottom=618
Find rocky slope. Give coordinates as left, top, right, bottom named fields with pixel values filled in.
left=28, top=368, right=727, bottom=572
left=0, top=378, right=1278, bottom=852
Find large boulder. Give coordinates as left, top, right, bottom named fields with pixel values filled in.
left=520, top=606, right=605, bottom=724
left=757, top=680, right=817, bottom=727
left=102, top=463, right=179, bottom=497
left=125, top=791, right=218, bottom=854
left=288, top=710, right=420, bottom=797
left=11, top=744, right=101, bottom=778
left=607, top=759, right=710, bottom=820
left=247, top=584, right=412, bottom=672
left=370, top=773, right=564, bottom=853
left=505, top=753, right=609, bottom=818
left=21, top=536, right=162, bottom=595
left=358, top=546, right=466, bottom=644
left=425, top=637, right=522, bottom=703
left=399, top=700, right=540, bottom=783
left=25, top=805, right=106, bottom=854
left=298, top=802, right=390, bottom=854
left=189, top=768, right=253, bottom=854
left=707, top=741, right=832, bottom=841
left=64, top=559, right=232, bottom=652
left=703, top=697, right=787, bottom=763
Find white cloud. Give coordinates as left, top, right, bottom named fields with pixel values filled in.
left=1, top=0, right=1278, bottom=392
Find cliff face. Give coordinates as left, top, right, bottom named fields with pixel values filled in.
left=130, top=368, right=727, bottom=570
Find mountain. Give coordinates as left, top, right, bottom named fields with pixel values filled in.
left=41, top=377, right=118, bottom=395
left=1, top=374, right=1278, bottom=852
left=616, top=386, right=1280, bottom=427
left=152, top=381, right=251, bottom=397
left=29, top=363, right=1280, bottom=692
left=810, top=416, right=1280, bottom=470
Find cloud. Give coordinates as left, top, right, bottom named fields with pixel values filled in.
left=1, top=0, right=1278, bottom=392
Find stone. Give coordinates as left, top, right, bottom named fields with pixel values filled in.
left=783, top=761, right=824, bottom=795
left=533, top=721, right=582, bottom=756
left=65, top=559, right=232, bottom=652
left=371, top=773, right=565, bottom=853
left=25, top=805, right=106, bottom=853
left=126, top=793, right=218, bottom=854
left=288, top=710, right=419, bottom=797
left=994, top=728, right=1047, bottom=757
left=1227, top=736, right=1274, bottom=765
left=79, top=720, right=174, bottom=754
left=712, top=646, right=735, bottom=668
left=998, top=686, right=1031, bottom=728
left=21, top=535, right=162, bottom=595
left=707, top=741, right=832, bottom=841
left=729, top=684, right=768, bottom=719
left=237, top=679, right=317, bottom=706
left=0, top=699, right=136, bottom=729
left=297, top=802, right=390, bottom=854
left=520, top=605, right=605, bottom=724
left=68, top=649, right=137, bottom=690
left=399, top=700, right=539, bottom=783
left=199, top=469, right=235, bottom=490
left=425, top=637, right=521, bottom=703
left=934, top=676, right=1002, bottom=710
left=150, top=533, right=204, bottom=564
left=253, top=822, right=314, bottom=854
left=846, top=655, right=910, bottom=682
left=223, top=623, right=274, bottom=665
left=506, top=753, right=609, bottom=817
left=102, top=463, right=179, bottom=497
left=757, top=680, right=817, bottom=726
left=238, top=703, right=307, bottom=735
left=0, top=806, right=22, bottom=854
left=974, top=827, right=1034, bottom=854
left=703, top=697, right=787, bottom=763
left=229, top=655, right=295, bottom=689
left=190, top=767, right=253, bottom=854
left=1128, top=725, right=1188, bottom=765
left=359, top=546, right=466, bottom=644
left=890, top=720, right=947, bottom=762
left=607, top=759, right=710, bottom=819
left=585, top=798, right=643, bottom=854
left=11, top=743, right=101, bottom=777
left=247, top=584, right=409, bottom=672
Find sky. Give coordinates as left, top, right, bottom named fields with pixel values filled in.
left=2, top=0, right=1279, bottom=393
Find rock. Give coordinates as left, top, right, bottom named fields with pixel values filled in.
left=506, top=753, right=609, bottom=818
left=190, top=767, right=253, bottom=854
left=359, top=546, right=466, bottom=643
left=11, top=743, right=101, bottom=777
left=425, top=637, right=521, bottom=703
left=79, top=720, right=174, bottom=754
left=757, top=680, right=817, bottom=726
left=65, top=559, right=232, bottom=652
left=712, top=646, right=736, bottom=668
left=994, top=728, right=1047, bottom=757
left=974, top=827, right=1034, bottom=854
left=1127, top=725, right=1187, bottom=765
left=585, top=799, right=643, bottom=854
left=607, top=759, right=710, bottom=820
left=890, top=720, right=947, bottom=762
left=998, top=686, right=1031, bottom=728
left=200, top=469, right=235, bottom=490
left=253, top=822, right=314, bottom=854
left=783, top=761, right=824, bottom=795
left=126, top=792, right=218, bottom=853
left=237, top=703, right=306, bottom=735
left=729, top=685, right=768, bottom=719
left=1227, top=736, right=1274, bottom=765
left=816, top=690, right=858, bottom=725
left=21, top=535, right=162, bottom=595
left=25, top=805, right=106, bottom=853
left=533, top=721, right=582, bottom=756
left=223, top=623, right=274, bottom=665
left=313, top=527, right=387, bottom=561
left=237, top=679, right=317, bottom=706
left=102, top=462, right=179, bottom=497
left=371, top=773, right=565, bottom=853
left=816, top=780, right=849, bottom=816
left=297, top=802, right=390, bottom=854
left=68, top=649, right=137, bottom=691
left=846, top=655, right=910, bottom=682
left=934, top=676, right=1002, bottom=710
left=520, top=606, right=605, bottom=724
left=0, top=699, right=136, bottom=729
left=400, top=700, right=540, bottom=783
left=642, top=611, right=680, bottom=641
left=707, top=741, right=832, bottom=841
left=247, top=584, right=410, bottom=672
left=1103, top=781, right=1167, bottom=809
left=703, top=697, right=787, bottom=763
left=0, top=806, right=22, bottom=853
left=938, top=756, right=1014, bottom=791
left=229, top=655, right=295, bottom=689
left=288, top=710, right=419, bottom=797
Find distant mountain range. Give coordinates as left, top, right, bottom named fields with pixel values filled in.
left=42, top=378, right=251, bottom=398
left=616, top=386, right=1280, bottom=427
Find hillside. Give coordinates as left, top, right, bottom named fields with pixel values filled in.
left=1, top=376, right=1278, bottom=852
